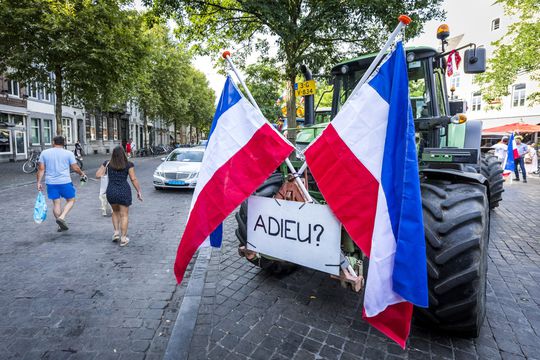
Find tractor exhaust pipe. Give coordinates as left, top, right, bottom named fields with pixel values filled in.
left=300, top=64, right=314, bottom=126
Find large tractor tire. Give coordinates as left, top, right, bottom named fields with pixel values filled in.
left=480, top=153, right=504, bottom=209
left=235, top=173, right=297, bottom=275
left=416, top=180, right=489, bottom=337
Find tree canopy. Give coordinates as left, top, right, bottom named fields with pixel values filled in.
left=476, top=0, right=540, bottom=105
left=0, top=0, right=147, bottom=133
left=148, top=0, right=444, bottom=139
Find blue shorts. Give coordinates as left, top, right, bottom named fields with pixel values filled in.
left=46, top=183, right=76, bottom=200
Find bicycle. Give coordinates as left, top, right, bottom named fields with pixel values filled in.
left=22, top=150, right=40, bottom=174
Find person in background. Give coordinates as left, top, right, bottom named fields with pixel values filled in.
left=74, top=140, right=83, bottom=159
left=37, top=136, right=86, bottom=231
left=492, top=136, right=508, bottom=162
left=525, top=141, right=538, bottom=175
left=96, top=146, right=142, bottom=246
left=130, top=139, right=137, bottom=158
left=126, top=138, right=133, bottom=158
left=513, top=136, right=528, bottom=183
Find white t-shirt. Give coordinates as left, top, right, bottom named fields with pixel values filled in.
left=491, top=143, right=507, bottom=161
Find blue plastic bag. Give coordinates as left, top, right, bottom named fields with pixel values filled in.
left=33, top=191, right=48, bottom=224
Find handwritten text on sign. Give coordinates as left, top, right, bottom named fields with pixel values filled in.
left=247, top=196, right=341, bottom=275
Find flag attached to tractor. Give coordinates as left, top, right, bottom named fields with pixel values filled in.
left=173, top=76, right=294, bottom=283
left=304, top=41, right=428, bottom=348
left=503, top=132, right=518, bottom=173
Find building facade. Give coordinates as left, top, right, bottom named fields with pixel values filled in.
left=409, top=0, right=540, bottom=129
left=0, top=76, right=175, bottom=162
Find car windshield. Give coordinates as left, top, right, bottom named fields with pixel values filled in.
left=167, top=151, right=204, bottom=162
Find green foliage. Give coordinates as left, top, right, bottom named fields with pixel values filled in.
left=245, top=60, right=283, bottom=121
left=148, top=0, right=444, bottom=139
left=476, top=0, right=540, bottom=105
left=134, top=22, right=215, bottom=140
left=0, top=0, right=148, bottom=130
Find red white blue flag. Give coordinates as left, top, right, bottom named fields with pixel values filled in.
left=503, top=132, right=518, bottom=172
left=304, top=42, right=428, bottom=348
left=174, top=76, right=294, bottom=283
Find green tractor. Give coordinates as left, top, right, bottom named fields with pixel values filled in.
left=235, top=29, right=504, bottom=337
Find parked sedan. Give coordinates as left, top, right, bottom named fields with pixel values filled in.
left=153, top=148, right=204, bottom=190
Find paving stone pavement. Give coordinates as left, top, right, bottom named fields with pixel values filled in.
left=0, top=157, right=197, bottom=359
left=185, top=176, right=540, bottom=360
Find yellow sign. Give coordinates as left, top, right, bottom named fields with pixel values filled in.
left=295, top=80, right=316, bottom=97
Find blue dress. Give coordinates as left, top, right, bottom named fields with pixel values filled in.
left=105, top=161, right=134, bottom=206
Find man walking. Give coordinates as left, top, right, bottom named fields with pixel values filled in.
left=37, top=136, right=86, bottom=231
left=514, top=135, right=529, bottom=183
left=492, top=136, right=508, bottom=162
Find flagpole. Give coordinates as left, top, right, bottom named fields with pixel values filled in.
left=353, top=15, right=412, bottom=94
left=222, top=51, right=313, bottom=203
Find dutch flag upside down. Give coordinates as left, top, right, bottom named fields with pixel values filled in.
left=173, top=76, right=294, bottom=284
left=304, top=41, right=428, bottom=348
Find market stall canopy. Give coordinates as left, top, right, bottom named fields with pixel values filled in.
left=483, top=122, right=540, bottom=134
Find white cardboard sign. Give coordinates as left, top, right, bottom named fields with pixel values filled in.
left=247, top=195, right=341, bottom=275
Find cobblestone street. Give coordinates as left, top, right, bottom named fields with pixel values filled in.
left=186, top=177, right=540, bottom=360
left=0, top=158, right=539, bottom=359
left=0, top=157, right=196, bottom=359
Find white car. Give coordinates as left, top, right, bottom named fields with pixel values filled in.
left=153, top=148, right=204, bottom=190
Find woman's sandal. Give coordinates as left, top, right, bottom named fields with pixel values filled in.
left=112, top=233, right=120, bottom=242
left=120, top=236, right=130, bottom=247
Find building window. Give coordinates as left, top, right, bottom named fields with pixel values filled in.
left=7, top=80, right=19, bottom=97
left=29, top=83, right=38, bottom=99
left=113, top=118, right=118, bottom=140
left=102, top=116, right=108, bottom=140
left=472, top=92, right=482, bottom=111
left=0, top=129, right=12, bottom=154
left=491, top=18, right=500, bottom=31
left=62, top=118, right=73, bottom=144
left=43, top=119, right=52, bottom=145
left=450, top=75, right=460, bottom=88
left=512, top=84, right=526, bottom=107
left=42, top=87, right=50, bottom=102
left=31, top=118, right=41, bottom=145
left=12, top=115, right=24, bottom=126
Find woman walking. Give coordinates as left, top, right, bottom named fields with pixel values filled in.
left=96, top=146, right=142, bottom=246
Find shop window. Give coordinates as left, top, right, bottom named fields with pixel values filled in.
left=12, top=115, right=24, bottom=126
left=43, top=119, right=52, bottom=145
left=113, top=118, right=118, bottom=140
left=31, top=118, right=41, bottom=145
left=0, top=129, right=12, bottom=154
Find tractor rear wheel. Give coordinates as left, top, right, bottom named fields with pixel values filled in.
left=480, top=153, right=504, bottom=209
left=416, top=180, right=489, bottom=337
left=235, top=173, right=297, bottom=275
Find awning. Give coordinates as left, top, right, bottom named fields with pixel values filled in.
left=483, top=122, right=540, bottom=134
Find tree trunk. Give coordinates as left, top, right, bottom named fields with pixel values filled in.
left=54, top=66, right=63, bottom=136
left=286, top=69, right=297, bottom=146
left=174, top=121, right=178, bottom=144
left=196, top=127, right=199, bottom=142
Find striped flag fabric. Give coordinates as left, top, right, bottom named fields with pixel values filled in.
left=174, top=76, right=294, bottom=283
left=304, top=41, right=428, bottom=348
left=503, top=132, right=518, bottom=172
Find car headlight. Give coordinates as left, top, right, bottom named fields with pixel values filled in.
left=188, top=172, right=199, bottom=180
left=154, top=170, right=164, bottom=177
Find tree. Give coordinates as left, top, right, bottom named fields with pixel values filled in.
left=0, top=0, right=147, bottom=134
left=148, top=0, right=443, bottom=142
left=245, top=60, right=283, bottom=122
left=476, top=0, right=540, bottom=106
left=134, top=21, right=215, bottom=145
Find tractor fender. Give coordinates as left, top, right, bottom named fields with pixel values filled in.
left=421, top=168, right=488, bottom=187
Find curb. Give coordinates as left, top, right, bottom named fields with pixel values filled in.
left=163, top=246, right=212, bottom=360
